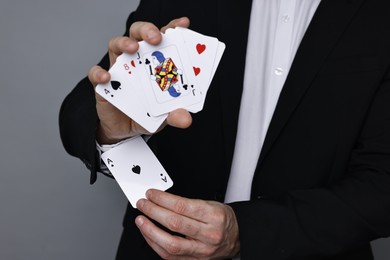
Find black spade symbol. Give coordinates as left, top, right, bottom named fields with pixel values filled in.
left=111, top=81, right=121, bottom=90
left=132, top=165, right=141, bottom=174
left=147, top=112, right=151, bottom=117
left=145, top=59, right=151, bottom=65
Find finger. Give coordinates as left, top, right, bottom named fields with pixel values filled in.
left=88, top=65, right=110, bottom=88
left=136, top=215, right=199, bottom=259
left=87, top=66, right=112, bottom=103
left=108, top=36, right=139, bottom=55
left=108, top=36, right=139, bottom=66
left=166, top=108, right=192, bottom=129
left=138, top=193, right=223, bottom=245
left=143, top=232, right=199, bottom=260
left=136, top=198, right=205, bottom=239
left=129, top=21, right=162, bottom=45
left=145, top=190, right=210, bottom=222
left=160, top=17, right=191, bottom=33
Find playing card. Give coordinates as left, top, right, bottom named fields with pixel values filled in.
left=95, top=52, right=167, bottom=133
left=101, top=136, right=173, bottom=208
left=174, top=27, right=226, bottom=113
left=174, top=27, right=219, bottom=90
left=135, top=31, right=202, bottom=116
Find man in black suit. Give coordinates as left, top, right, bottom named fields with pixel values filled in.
left=60, top=0, right=390, bottom=259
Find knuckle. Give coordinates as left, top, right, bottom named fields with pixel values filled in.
left=130, top=22, right=154, bottom=38
left=116, top=37, right=128, bottom=49
left=209, top=230, right=224, bottom=245
left=108, top=36, right=129, bottom=52
left=141, top=23, right=154, bottom=31
left=129, top=21, right=143, bottom=31
left=188, top=223, right=201, bottom=238
left=165, top=238, right=182, bottom=255
left=165, top=18, right=179, bottom=29
left=166, top=215, right=183, bottom=232
left=199, top=245, right=217, bottom=258
left=173, top=199, right=188, bottom=215
left=211, top=205, right=226, bottom=222
left=169, top=18, right=182, bottom=27
left=137, top=199, right=152, bottom=214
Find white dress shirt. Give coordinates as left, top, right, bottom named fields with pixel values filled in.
left=224, top=0, right=321, bottom=203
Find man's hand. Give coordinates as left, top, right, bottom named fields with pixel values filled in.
left=88, top=17, right=192, bottom=144
left=136, top=189, right=240, bottom=259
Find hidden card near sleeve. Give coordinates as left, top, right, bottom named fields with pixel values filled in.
left=101, top=136, right=173, bottom=208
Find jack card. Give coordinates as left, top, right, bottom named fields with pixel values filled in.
left=135, top=32, right=202, bottom=116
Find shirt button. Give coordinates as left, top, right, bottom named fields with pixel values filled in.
left=274, top=67, right=284, bottom=76
left=282, top=15, right=290, bottom=23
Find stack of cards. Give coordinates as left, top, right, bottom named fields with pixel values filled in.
left=96, top=27, right=225, bottom=133
left=97, top=28, right=225, bottom=208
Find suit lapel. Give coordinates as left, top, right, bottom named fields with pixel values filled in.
left=258, top=0, right=366, bottom=165
left=216, top=0, right=253, bottom=172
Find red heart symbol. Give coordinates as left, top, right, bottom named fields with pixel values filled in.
left=131, top=60, right=136, bottom=67
left=193, top=67, right=201, bottom=76
left=196, top=44, right=206, bottom=54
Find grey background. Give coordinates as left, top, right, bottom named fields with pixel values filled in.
left=0, top=0, right=389, bottom=259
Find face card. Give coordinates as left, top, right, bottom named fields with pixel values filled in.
left=95, top=52, right=167, bottom=133
left=101, top=136, right=173, bottom=208
left=135, top=32, right=202, bottom=116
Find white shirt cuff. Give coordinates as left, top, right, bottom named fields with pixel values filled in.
left=95, top=135, right=152, bottom=177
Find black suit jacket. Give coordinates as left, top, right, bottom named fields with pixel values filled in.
left=59, top=0, right=390, bottom=259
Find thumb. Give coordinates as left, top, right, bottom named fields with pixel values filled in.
left=166, top=109, right=192, bottom=129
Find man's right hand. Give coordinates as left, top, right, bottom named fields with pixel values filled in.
left=88, top=17, right=192, bottom=144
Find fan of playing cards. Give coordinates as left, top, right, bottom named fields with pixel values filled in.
left=96, top=27, right=225, bottom=133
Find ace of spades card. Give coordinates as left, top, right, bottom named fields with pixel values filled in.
left=135, top=33, right=202, bottom=117
left=101, top=136, right=173, bottom=208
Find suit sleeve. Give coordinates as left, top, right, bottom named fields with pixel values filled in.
left=230, top=68, right=390, bottom=258
left=58, top=0, right=169, bottom=184
left=58, top=57, right=106, bottom=184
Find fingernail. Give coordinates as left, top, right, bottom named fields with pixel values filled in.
left=127, top=40, right=138, bottom=51
left=100, top=70, right=108, bottom=78
left=147, top=29, right=159, bottom=41
left=136, top=198, right=145, bottom=209
left=135, top=216, right=144, bottom=227
left=97, top=70, right=107, bottom=82
left=145, top=189, right=152, bottom=199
